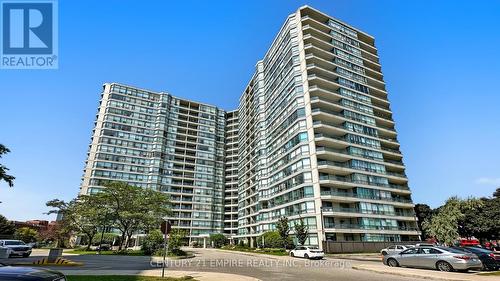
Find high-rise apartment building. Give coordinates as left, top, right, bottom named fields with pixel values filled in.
left=80, top=6, right=420, bottom=248
left=81, top=83, right=226, bottom=242
left=234, top=6, right=419, bottom=246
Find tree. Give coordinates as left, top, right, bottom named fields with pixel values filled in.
left=276, top=216, right=290, bottom=249
left=294, top=218, right=309, bottom=246
left=141, top=229, right=164, bottom=256
left=38, top=222, right=70, bottom=247
left=46, top=195, right=107, bottom=250
left=209, top=233, right=227, bottom=248
left=0, top=144, right=15, bottom=187
left=423, top=197, right=483, bottom=245
left=259, top=231, right=283, bottom=248
left=15, top=227, right=38, bottom=243
left=0, top=215, right=15, bottom=236
left=414, top=204, right=434, bottom=238
left=168, top=228, right=186, bottom=255
left=493, top=188, right=500, bottom=198
left=97, top=181, right=171, bottom=250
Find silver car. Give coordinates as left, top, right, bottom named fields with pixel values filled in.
left=383, top=246, right=483, bottom=272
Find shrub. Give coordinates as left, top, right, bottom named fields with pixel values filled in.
left=141, top=230, right=164, bottom=256
left=209, top=233, right=227, bottom=248
left=258, top=231, right=294, bottom=249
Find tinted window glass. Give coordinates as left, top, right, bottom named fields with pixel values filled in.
left=401, top=248, right=418, bottom=254
left=438, top=247, right=468, bottom=254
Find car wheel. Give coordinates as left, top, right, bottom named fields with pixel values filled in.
left=387, top=258, right=399, bottom=267
left=436, top=261, right=453, bottom=272
left=290, top=252, right=295, bottom=257
left=304, top=253, right=309, bottom=259
left=381, top=251, right=388, bottom=256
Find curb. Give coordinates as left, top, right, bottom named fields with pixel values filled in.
left=351, top=265, right=470, bottom=281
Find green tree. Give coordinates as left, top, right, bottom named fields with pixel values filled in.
left=141, top=229, right=164, bottom=255
left=493, top=187, right=500, bottom=198
left=414, top=204, right=434, bottom=238
left=46, top=195, right=107, bottom=250
left=460, top=190, right=500, bottom=241
left=209, top=233, right=227, bottom=248
left=168, top=228, right=186, bottom=255
left=294, top=218, right=309, bottom=246
left=259, top=231, right=283, bottom=248
left=423, top=197, right=482, bottom=245
left=276, top=216, right=290, bottom=249
left=0, top=215, right=15, bottom=236
left=0, top=144, right=15, bottom=187
left=15, top=227, right=38, bottom=243
left=97, top=181, right=171, bottom=250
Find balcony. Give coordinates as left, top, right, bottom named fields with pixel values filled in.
left=318, top=174, right=409, bottom=190
left=321, top=206, right=415, bottom=217
left=320, top=190, right=413, bottom=204
left=324, top=223, right=419, bottom=232
left=317, top=160, right=407, bottom=178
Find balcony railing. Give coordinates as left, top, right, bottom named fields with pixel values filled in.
left=324, top=223, right=418, bottom=231
left=320, top=190, right=413, bottom=204
left=312, top=106, right=396, bottom=132
left=321, top=207, right=415, bottom=217
left=317, top=160, right=407, bottom=178
left=318, top=174, right=409, bottom=190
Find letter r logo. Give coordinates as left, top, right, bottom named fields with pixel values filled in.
left=2, top=2, right=53, bottom=54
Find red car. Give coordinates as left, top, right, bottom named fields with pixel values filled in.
left=459, top=239, right=480, bottom=247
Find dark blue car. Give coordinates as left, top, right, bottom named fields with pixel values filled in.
left=0, top=264, right=65, bottom=281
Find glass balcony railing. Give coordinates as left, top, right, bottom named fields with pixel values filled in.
left=317, top=160, right=407, bottom=178
left=318, top=174, right=409, bottom=190
left=320, top=190, right=413, bottom=203
left=321, top=207, right=415, bottom=217
left=323, top=223, right=418, bottom=231
left=312, top=107, right=396, bottom=133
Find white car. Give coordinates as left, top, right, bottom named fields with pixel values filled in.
left=380, top=245, right=414, bottom=256
left=290, top=246, right=324, bottom=259
left=0, top=240, right=32, bottom=257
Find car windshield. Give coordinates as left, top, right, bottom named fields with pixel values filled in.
left=308, top=246, right=319, bottom=250
left=4, top=241, right=25, bottom=245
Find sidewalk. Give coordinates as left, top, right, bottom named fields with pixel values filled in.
left=327, top=253, right=381, bottom=262
left=60, top=269, right=261, bottom=281
left=352, top=263, right=498, bottom=281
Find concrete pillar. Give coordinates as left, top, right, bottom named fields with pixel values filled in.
left=203, top=237, right=207, bottom=248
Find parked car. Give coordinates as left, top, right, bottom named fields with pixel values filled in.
left=380, top=245, right=414, bottom=255
left=290, top=246, right=324, bottom=259
left=0, top=240, right=32, bottom=258
left=96, top=244, right=111, bottom=251
left=383, top=246, right=483, bottom=272
left=451, top=246, right=500, bottom=271
left=0, top=263, right=65, bottom=280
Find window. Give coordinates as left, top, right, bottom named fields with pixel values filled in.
left=401, top=248, right=418, bottom=255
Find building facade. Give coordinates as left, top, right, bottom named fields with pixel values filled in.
left=234, top=6, right=420, bottom=246
left=80, top=6, right=420, bottom=247
left=80, top=83, right=226, bottom=242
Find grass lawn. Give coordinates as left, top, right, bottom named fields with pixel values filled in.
left=67, top=276, right=197, bottom=281
left=65, top=250, right=146, bottom=256
left=479, top=271, right=500, bottom=276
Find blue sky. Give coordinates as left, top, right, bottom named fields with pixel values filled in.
left=1, top=0, right=499, bottom=221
